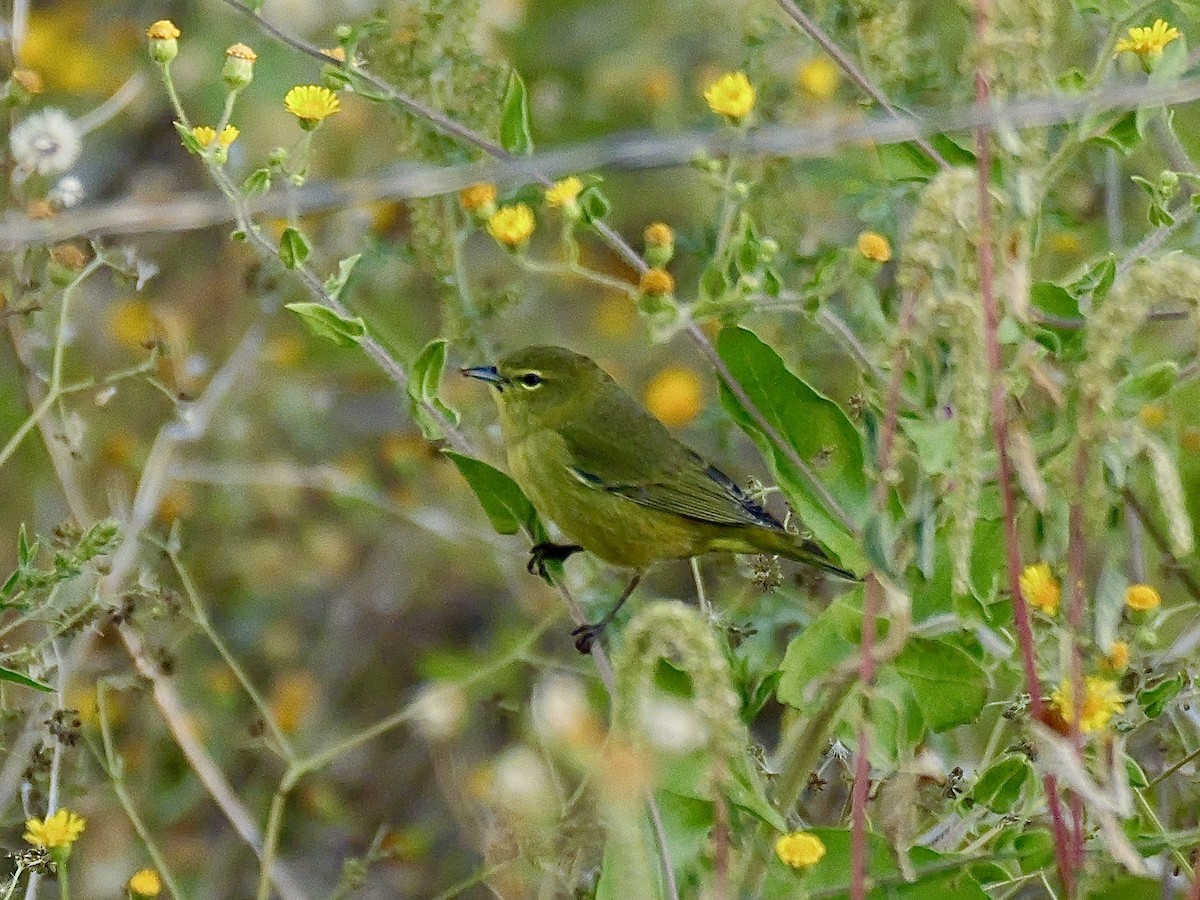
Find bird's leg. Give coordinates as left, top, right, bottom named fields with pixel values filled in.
left=527, top=542, right=584, bottom=582
left=571, top=572, right=642, bottom=654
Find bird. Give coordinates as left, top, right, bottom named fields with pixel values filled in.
left=462, top=346, right=857, bottom=652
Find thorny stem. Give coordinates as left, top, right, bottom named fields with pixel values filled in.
left=971, top=2, right=1076, bottom=894
left=772, top=0, right=950, bottom=171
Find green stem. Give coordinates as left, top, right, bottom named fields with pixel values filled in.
left=515, top=256, right=639, bottom=297
left=168, top=550, right=296, bottom=761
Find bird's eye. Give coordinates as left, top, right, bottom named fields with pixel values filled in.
left=518, top=372, right=544, bottom=389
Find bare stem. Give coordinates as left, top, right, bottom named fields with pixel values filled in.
left=971, top=1, right=1075, bottom=892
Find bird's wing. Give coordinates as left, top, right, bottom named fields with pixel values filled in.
left=560, top=413, right=784, bottom=530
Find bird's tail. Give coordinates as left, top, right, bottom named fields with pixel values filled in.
left=754, top=528, right=860, bottom=581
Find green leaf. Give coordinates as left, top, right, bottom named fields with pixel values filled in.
left=242, top=167, right=272, bottom=198
left=173, top=120, right=204, bottom=155
left=1138, top=674, right=1182, bottom=718
left=1087, top=110, right=1141, bottom=155
left=1116, top=360, right=1178, bottom=412
left=443, top=451, right=544, bottom=539
left=892, top=637, right=988, bottom=732
left=777, top=589, right=865, bottom=708
left=284, top=302, right=367, bottom=348
left=278, top=226, right=311, bottom=269
left=0, top=666, right=53, bottom=692
left=716, top=326, right=869, bottom=570
left=500, top=70, right=533, bottom=156
left=578, top=184, right=611, bottom=224
left=970, top=755, right=1032, bottom=813
left=324, top=253, right=362, bottom=301
left=407, top=339, right=460, bottom=441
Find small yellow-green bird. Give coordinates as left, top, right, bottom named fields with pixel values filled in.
left=463, top=346, right=856, bottom=652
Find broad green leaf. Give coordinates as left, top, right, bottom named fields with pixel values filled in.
left=867, top=671, right=926, bottom=765
left=279, top=226, right=311, bottom=269
left=971, top=755, right=1032, bottom=813
left=407, top=339, right=460, bottom=441
left=1083, top=875, right=1167, bottom=900
left=500, top=70, right=533, bottom=155
left=324, top=253, right=362, bottom=301
left=0, top=666, right=53, bottom=692
left=776, top=589, right=865, bottom=708
left=893, top=637, right=988, bottom=732
left=443, top=451, right=544, bottom=539
left=898, top=417, right=956, bottom=477
left=1086, top=110, right=1141, bottom=155
left=284, top=302, right=366, bottom=348
left=716, top=326, right=869, bottom=570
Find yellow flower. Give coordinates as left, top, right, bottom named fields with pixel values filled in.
left=191, top=125, right=239, bottom=149
left=284, top=85, right=340, bottom=125
left=1126, top=583, right=1162, bottom=611
left=1138, top=403, right=1167, bottom=429
left=644, top=222, right=674, bottom=248
left=321, top=47, right=347, bottom=62
left=486, top=203, right=535, bottom=247
left=639, top=268, right=675, bottom=296
left=1115, top=19, right=1181, bottom=63
left=146, top=19, right=180, bottom=64
left=797, top=56, right=839, bottom=100
left=145, top=20, right=180, bottom=40
left=24, top=808, right=85, bottom=850
left=645, top=366, right=703, bottom=427
left=1019, top=562, right=1060, bottom=616
left=704, top=71, right=755, bottom=121
left=775, top=831, right=826, bottom=869
left=128, top=868, right=163, bottom=897
left=1102, top=640, right=1130, bottom=673
left=1049, top=676, right=1125, bottom=733
left=225, top=42, right=256, bottom=61
left=460, top=182, right=497, bottom=213
left=545, top=176, right=583, bottom=208
left=857, top=231, right=892, bottom=262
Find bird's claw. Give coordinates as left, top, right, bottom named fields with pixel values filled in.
left=526, top=542, right=583, bottom=583
left=571, top=622, right=605, bottom=655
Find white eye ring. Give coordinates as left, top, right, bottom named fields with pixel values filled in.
left=517, top=372, right=544, bottom=389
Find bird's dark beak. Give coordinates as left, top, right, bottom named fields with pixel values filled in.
left=461, top=365, right=507, bottom=387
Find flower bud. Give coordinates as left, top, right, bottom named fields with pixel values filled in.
left=223, top=43, right=257, bottom=90
left=146, top=20, right=180, bottom=64
left=643, top=222, right=674, bottom=268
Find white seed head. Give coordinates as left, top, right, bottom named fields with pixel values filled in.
left=531, top=674, right=592, bottom=745
left=49, top=175, right=84, bottom=208
left=491, top=746, right=553, bottom=813
left=637, top=695, right=708, bottom=753
left=409, top=682, right=466, bottom=742
left=11, top=108, right=81, bottom=176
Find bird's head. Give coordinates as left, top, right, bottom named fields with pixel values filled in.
left=462, top=345, right=611, bottom=434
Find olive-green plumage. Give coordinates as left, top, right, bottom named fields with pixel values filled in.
left=464, top=346, right=854, bottom=580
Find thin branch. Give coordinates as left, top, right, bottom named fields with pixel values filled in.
left=971, top=2, right=1075, bottom=893
left=772, top=0, right=950, bottom=170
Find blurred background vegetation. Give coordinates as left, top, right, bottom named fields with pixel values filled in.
left=4, top=0, right=1200, bottom=897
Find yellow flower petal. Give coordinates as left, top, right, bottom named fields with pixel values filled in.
left=284, top=85, right=340, bottom=123
left=704, top=71, right=755, bottom=120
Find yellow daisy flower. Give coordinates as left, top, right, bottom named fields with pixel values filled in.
left=486, top=203, right=535, bottom=247
left=1019, top=562, right=1060, bottom=616
left=1049, top=676, right=1125, bottom=733
left=704, top=71, right=755, bottom=121
left=545, top=176, right=583, bottom=208
left=857, top=231, right=891, bottom=262
left=284, top=85, right=340, bottom=125
left=775, top=831, right=826, bottom=869
left=1125, top=583, right=1161, bottom=611
left=1115, top=19, right=1181, bottom=63
left=24, top=808, right=85, bottom=850
left=129, top=868, right=163, bottom=898
left=639, top=268, right=675, bottom=296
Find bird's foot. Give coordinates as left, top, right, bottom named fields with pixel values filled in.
left=570, top=621, right=606, bottom=655
left=526, top=542, right=584, bottom=582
